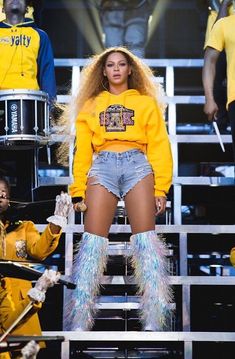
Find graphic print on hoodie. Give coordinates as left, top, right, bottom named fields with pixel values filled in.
left=99, top=104, right=134, bottom=132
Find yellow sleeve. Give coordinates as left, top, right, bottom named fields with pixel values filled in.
left=69, top=111, right=93, bottom=199
left=205, top=18, right=225, bottom=52
left=0, top=279, right=41, bottom=332
left=24, top=221, right=61, bottom=261
left=146, top=99, right=173, bottom=197
left=204, top=10, right=218, bottom=48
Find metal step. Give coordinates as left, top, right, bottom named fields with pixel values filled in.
left=107, top=242, right=174, bottom=257
left=42, top=330, right=235, bottom=342
left=171, top=134, right=232, bottom=143
left=38, top=175, right=235, bottom=187
left=47, top=133, right=233, bottom=145
left=36, top=224, right=235, bottom=234
left=95, top=296, right=176, bottom=311
left=101, top=275, right=235, bottom=286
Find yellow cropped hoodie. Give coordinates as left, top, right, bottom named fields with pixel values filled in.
left=69, top=89, right=173, bottom=198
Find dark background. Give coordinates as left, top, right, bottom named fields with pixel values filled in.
left=40, top=0, right=207, bottom=59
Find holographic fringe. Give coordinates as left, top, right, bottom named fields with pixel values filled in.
left=130, top=230, right=173, bottom=331
left=64, top=232, right=108, bottom=331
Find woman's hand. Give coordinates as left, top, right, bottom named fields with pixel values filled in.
left=155, top=196, right=167, bottom=216
left=73, top=199, right=87, bottom=212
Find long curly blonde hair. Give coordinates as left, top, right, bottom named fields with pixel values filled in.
left=57, top=46, right=166, bottom=164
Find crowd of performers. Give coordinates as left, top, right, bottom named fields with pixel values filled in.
left=1, top=0, right=235, bottom=358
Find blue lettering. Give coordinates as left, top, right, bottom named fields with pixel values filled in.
left=10, top=35, right=32, bottom=47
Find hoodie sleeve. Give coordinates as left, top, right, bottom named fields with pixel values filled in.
left=24, top=221, right=61, bottom=261
left=146, top=99, right=173, bottom=197
left=69, top=110, right=94, bottom=199
left=36, top=29, right=56, bottom=105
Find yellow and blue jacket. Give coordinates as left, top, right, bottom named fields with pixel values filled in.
left=0, top=19, right=56, bottom=103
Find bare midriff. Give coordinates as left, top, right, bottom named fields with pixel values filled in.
left=97, top=140, right=144, bottom=153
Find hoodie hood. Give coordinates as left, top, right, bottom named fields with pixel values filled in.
left=98, top=89, right=140, bottom=113
left=99, top=89, right=140, bottom=99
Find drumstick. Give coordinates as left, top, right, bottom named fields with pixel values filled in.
left=9, top=199, right=55, bottom=205
left=0, top=302, right=34, bottom=343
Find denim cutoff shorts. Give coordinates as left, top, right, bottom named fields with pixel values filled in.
left=88, top=149, right=153, bottom=198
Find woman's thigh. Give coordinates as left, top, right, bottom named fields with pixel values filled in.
left=124, top=173, right=156, bottom=234
left=84, top=177, right=119, bottom=237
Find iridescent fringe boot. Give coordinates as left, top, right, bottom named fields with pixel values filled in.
left=64, top=232, right=108, bottom=331
left=130, top=230, right=173, bottom=331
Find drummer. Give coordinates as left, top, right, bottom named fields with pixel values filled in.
left=0, top=0, right=56, bottom=107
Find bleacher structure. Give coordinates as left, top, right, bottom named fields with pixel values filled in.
left=2, top=58, right=235, bottom=358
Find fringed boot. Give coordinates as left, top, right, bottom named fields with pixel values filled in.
left=130, top=230, right=173, bottom=331
left=64, top=231, right=108, bottom=331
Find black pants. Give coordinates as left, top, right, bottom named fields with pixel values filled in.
left=214, top=51, right=228, bottom=133
left=228, top=101, right=235, bottom=161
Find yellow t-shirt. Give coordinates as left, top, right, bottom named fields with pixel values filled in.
left=204, top=2, right=234, bottom=46
left=0, top=0, right=34, bottom=22
left=205, top=14, right=235, bottom=107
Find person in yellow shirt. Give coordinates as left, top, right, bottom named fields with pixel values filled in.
left=203, top=0, right=233, bottom=134
left=0, top=0, right=56, bottom=105
left=203, top=0, right=235, bottom=158
left=62, top=47, right=173, bottom=332
left=204, top=0, right=233, bottom=45
left=0, top=176, right=72, bottom=357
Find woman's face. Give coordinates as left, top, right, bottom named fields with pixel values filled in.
left=103, top=52, right=131, bottom=88
left=0, top=181, right=10, bottom=215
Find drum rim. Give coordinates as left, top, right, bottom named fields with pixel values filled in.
left=0, top=89, right=49, bottom=99
left=0, top=134, right=50, bottom=143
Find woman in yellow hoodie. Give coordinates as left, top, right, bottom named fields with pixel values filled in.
left=64, top=47, right=173, bottom=332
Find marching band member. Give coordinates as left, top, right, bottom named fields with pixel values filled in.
left=0, top=0, right=56, bottom=106
left=0, top=176, right=72, bottom=357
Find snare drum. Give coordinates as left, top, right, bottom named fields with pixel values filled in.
left=0, top=89, right=50, bottom=146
